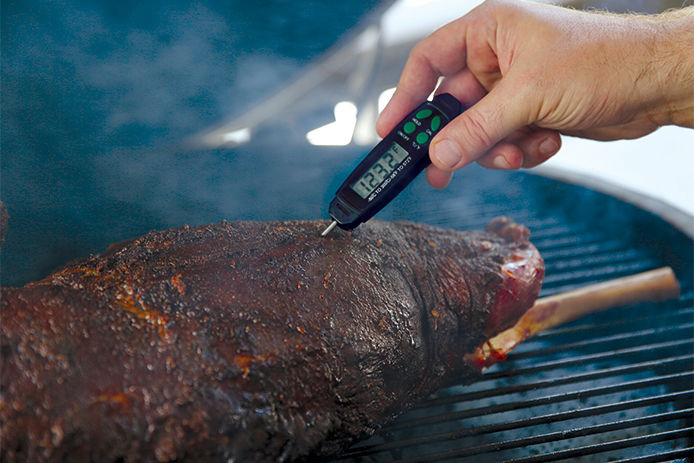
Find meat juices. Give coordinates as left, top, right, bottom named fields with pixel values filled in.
left=1, top=217, right=544, bottom=462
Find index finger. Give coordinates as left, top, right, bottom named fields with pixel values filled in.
left=376, top=17, right=470, bottom=137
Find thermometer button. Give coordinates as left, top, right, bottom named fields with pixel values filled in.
left=430, top=115, right=441, bottom=132
left=416, top=132, right=430, bottom=144
left=416, top=109, right=432, bottom=119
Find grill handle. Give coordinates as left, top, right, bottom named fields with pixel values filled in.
left=467, top=267, right=681, bottom=369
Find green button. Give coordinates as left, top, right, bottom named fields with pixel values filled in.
left=403, top=121, right=416, bottom=134
left=416, top=132, right=429, bottom=144
left=430, top=115, right=441, bottom=132
left=415, top=109, right=432, bottom=119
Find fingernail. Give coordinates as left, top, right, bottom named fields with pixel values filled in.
left=432, top=140, right=462, bottom=169
left=539, top=138, right=559, bottom=157
left=492, top=155, right=512, bottom=169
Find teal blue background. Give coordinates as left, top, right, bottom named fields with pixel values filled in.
left=1, top=0, right=383, bottom=285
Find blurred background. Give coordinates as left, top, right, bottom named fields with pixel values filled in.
left=1, top=0, right=692, bottom=286
left=1, top=0, right=385, bottom=284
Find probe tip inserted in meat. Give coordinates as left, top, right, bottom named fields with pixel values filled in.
left=321, top=220, right=338, bottom=237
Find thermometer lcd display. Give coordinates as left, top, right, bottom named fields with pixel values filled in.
left=351, top=142, right=409, bottom=199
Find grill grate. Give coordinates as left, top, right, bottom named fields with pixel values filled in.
left=326, top=167, right=693, bottom=462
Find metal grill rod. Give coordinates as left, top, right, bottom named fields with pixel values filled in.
left=543, top=248, right=643, bottom=270
left=384, top=410, right=694, bottom=463
left=539, top=240, right=627, bottom=261
left=515, top=224, right=572, bottom=240
left=532, top=305, right=693, bottom=340
left=609, top=447, right=694, bottom=463
left=531, top=231, right=607, bottom=251
left=542, top=260, right=661, bottom=286
left=419, top=354, right=693, bottom=408
left=385, top=371, right=693, bottom=431
left=342, top=390, right=693, bottom=459
left=543, top=254, right=654, bottom=276
left=457, top=409, right=694, bottom=459
left=508, top=322, right=694, bottom=361
left=484, top=338, right=692, bottom=380
left=504, top=427, right=694, bottom=463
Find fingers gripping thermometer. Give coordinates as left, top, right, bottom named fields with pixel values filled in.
left=321, top=93, right=463, bottom=236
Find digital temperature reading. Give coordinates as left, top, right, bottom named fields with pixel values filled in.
left=322, top=93, right=463, bottom=236
left=351, top=142, right=409, bottom=199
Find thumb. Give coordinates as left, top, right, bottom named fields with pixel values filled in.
left=430, top=81, right=530, bottom=171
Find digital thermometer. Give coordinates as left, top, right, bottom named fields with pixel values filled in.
left=321, top=93, right=463, bottom=236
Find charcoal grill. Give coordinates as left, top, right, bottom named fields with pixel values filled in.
left=312, top=162, right=694, bottom=463
left=2, top=0, right=691, bottom=459
left=2, top=123, right=691, bottom=461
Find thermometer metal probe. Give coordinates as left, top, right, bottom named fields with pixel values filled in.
left=321, top=93, right=462, bottom=236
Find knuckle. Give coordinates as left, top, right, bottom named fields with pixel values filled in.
left=409, top=40, right=430, bottom=64
left=458, top=108, right=496, bottom=153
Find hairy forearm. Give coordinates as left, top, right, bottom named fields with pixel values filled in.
left=643, top=7, right=694, bottom=128
left=567, top=5, right=694, bottom=134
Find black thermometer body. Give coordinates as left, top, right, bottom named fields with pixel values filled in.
left=323, top=93, right=462, bottom=235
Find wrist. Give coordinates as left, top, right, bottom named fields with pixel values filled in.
left=644, top=8, right=694, bottom=128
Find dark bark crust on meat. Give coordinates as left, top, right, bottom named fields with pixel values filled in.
left=0, top=218, right=543, bottom=462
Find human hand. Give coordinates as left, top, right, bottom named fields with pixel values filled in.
left=376, top=0, right=694, bottom=189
